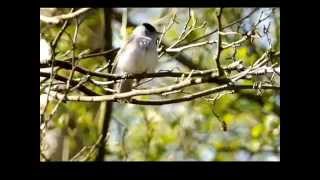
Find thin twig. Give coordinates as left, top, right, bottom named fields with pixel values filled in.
left=214, top=8, right=224, bottom=76
left=40, top=48, right=120, bottom=67
left=158, top=12, right=177, bottom=50
left=207, top=91, right=234, bottom=131
left=166, top=39, right=217, bottom=52
left=168, top=8, right=192, bottom=49
left=47, top=17, right=80, bottom=122
left=40, top=8, right=92, bottom=24
left=40, top=9, right=73, bottom=130
left=181, top=8, right=259, bottom=45
left=70, top=135, right=103, bottom=161
left=222, top=35, right=248, bottom=49
left=129, top=84, right=279, bottom=105
left=168, top=21, right=207, bottom=50
left=40, top=71, right=99, bottom=96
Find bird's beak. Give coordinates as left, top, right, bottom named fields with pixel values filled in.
left=156, top=31, right=163, bottom=35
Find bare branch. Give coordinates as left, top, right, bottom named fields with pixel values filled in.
left=129, top=84, right=279, bottom=105
left=45, top=60, right=279, bottom=103
left=214, top=8, right=224, bottom=76
left=222, top=35, right=248, bottom=49
left=183, top=8, right=259, bottom=45
left=40, top=48, right=120, bottom=68
left=40, top=8, right=92, bottom=24
left=40, top=72, right=99, bottom=96
left=47, top=17, right=80, bottom=123
left=40, top=10, right=73, bottom=127
left=165, top=39, right=217, bottom=52
left=40, top=57, right=250, bottom=80
left=158, top=12, right=177, bottom=50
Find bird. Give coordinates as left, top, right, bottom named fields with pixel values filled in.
left=112, top=23, right=160, bottom=93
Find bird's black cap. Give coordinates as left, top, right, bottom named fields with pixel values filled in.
left=142, top=23, right=157, bottom=33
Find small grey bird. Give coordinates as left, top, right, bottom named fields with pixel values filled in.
left=113, top=23, right=160, bottom=93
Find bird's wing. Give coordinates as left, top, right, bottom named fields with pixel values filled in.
left=111, top=37, right=135, bottom=74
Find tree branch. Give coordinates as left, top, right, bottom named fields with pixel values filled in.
left=129, top=84, right=279, bottom=105
left=40, top=57, right=249, bottom=80
left=40, top=8, right=92, bottom=24
left=46, top=61, right=278, bottom=103
left=40, top=48, right=120, bottom=68
left=182, top=8, right=259, bottom=45
left=40, top=72, right=100, bottom=96
left=214, top=8, right=224, bottom=76
left=41, top=13, right=72, bottom=124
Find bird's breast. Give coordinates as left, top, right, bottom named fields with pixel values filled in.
left=117, top=39, right=157, bottom=74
